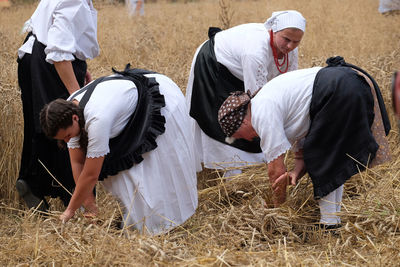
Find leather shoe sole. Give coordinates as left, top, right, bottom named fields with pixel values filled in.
left=16, top=179, right=48, bottom=211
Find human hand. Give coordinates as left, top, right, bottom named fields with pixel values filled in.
left=84, top=70, right=92, bottom=85
left=271, top=172, right=288, bottom=207
left=60, top=208, right=75, bottom=223
left=287, top=171, right=301, bottom=186
left=288, top=158, right=306, bottom=185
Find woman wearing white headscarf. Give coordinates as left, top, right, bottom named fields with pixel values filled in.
left=186, top=10, right=306, bottom=174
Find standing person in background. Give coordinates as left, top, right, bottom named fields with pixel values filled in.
left=16, top=0, right=100, bottom=211
left=127, top=0, right=144, bottom=16
left=185, top=10, right=306, bottom=176
left=378, top=0, right=400, bottom=14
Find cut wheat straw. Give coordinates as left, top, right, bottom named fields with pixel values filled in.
left=1, top=0, right=400, bottom=265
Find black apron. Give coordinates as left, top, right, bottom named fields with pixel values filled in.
left=73, top=65, right=166, bottom=180
left=304, top=56, right=390, bottom=198
left=189, top=27, right=262, bottom=153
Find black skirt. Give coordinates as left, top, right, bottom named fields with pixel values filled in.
left=17, top=34, right=87, bottom=203
left=189, top=27, right=262, bottom=153
left=303, top=62, right=389, bottom=198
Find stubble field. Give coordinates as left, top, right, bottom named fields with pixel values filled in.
left=1, top=0, right=400, bottom=265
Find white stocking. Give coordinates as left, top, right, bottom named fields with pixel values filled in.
left=223, top=169, right=242, bottom=178
left=318, top=185, right=343, bottom=225
left=335, top=185, right=344, bottom=213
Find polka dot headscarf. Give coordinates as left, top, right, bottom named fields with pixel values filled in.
left=218, top=91, right=251, bottom=137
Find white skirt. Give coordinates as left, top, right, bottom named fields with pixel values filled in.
left=185, top=42, right=265, bottom=171
left=101, top=74, right=198, bottom=235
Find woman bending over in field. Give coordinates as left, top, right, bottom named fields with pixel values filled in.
left=218, top=57, right=391, bottom=228
left=186, top=10, right=306, bottom=176
left=40, top=66, right=198, bottom=235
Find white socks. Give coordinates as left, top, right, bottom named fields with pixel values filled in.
left=223, top=168, right=242, bottom=178
left=318, top=185, right=344, bottom=225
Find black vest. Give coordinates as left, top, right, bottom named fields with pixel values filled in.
left=70, top=65, right=166, bottom=180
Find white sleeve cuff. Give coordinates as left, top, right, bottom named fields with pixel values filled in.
left=67, top=136, right=81, bottom=149
left=86, top=150, right=109, bottom=159
left=45, top=50, right=75, bottom=64
left=264, top=142, right=291, bottom=163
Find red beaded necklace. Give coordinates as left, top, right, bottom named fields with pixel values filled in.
left=269, top=30, right=289, bottom=74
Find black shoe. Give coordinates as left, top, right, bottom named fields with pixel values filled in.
left=317, top=223, right=342, bottom=230
left=16, top=179, right=49, bottom=212
left=315, top=223, right=342, bottom=235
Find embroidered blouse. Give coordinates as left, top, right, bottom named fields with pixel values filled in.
left=214, top=23, right=298, bottom=94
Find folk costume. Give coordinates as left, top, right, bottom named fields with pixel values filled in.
left=378, top=0, right=400, bottom=13
left=126, top=0, right=144, bottom=16
left=67, top=68, right=198, bottom=235
left=219, top=57, right=391, bottom=225
left=186, top=10, right=306, bottom=173
left=16, top=0, right=99, bottom=208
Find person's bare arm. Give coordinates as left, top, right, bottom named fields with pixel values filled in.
left=288, top=149, right=306, bottom=185
left=54, top=60, right=80, bottom=95
left=268, top=154, right=287, bottom=207
left=69, top=147, right=85, bottom=183
left=84, top=70, right=92, bottom=85
left=69, top=147, right=97, bottom=214
left=60, top=156, right=104, bottom=222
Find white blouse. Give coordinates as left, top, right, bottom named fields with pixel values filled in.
left=214, top=23, right=298, bottom=94
left=67, top=78, right=138, bottom=158
left=18, top=0, right=99, bottom=63
left=251, top=67, right=322, bottom=163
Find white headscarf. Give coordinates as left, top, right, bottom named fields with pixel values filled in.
left=264, top=10, right=306, bottom=33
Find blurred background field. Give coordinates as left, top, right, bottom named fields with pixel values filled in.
left=0, top=0, right=400, bottom=265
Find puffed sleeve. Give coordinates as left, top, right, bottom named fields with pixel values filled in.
left=44, top=0, right=82, bottom=63
left=251, top=99, right=291, bottom=163
left=241, top=54, right=268, bottom=94
left=85, top=112, right=113, bottom=158
left=67, top=135, right=81, bottom=149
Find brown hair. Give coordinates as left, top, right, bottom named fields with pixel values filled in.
left=40, top=99, right=88, bottom=151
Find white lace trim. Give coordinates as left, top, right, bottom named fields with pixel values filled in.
left=255, top=64, right=268, bottom=91
left=45, top=51, right=75, bottom=64
left=86, top=150, right=109, bottom=159
left=67, top=143, right=81, bottom=149
left=265, top=142, right=291, bottom=163
left=67, top=136, right=81, bottom=149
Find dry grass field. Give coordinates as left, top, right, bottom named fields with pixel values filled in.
left=1, top=0, right=400, bottom=265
